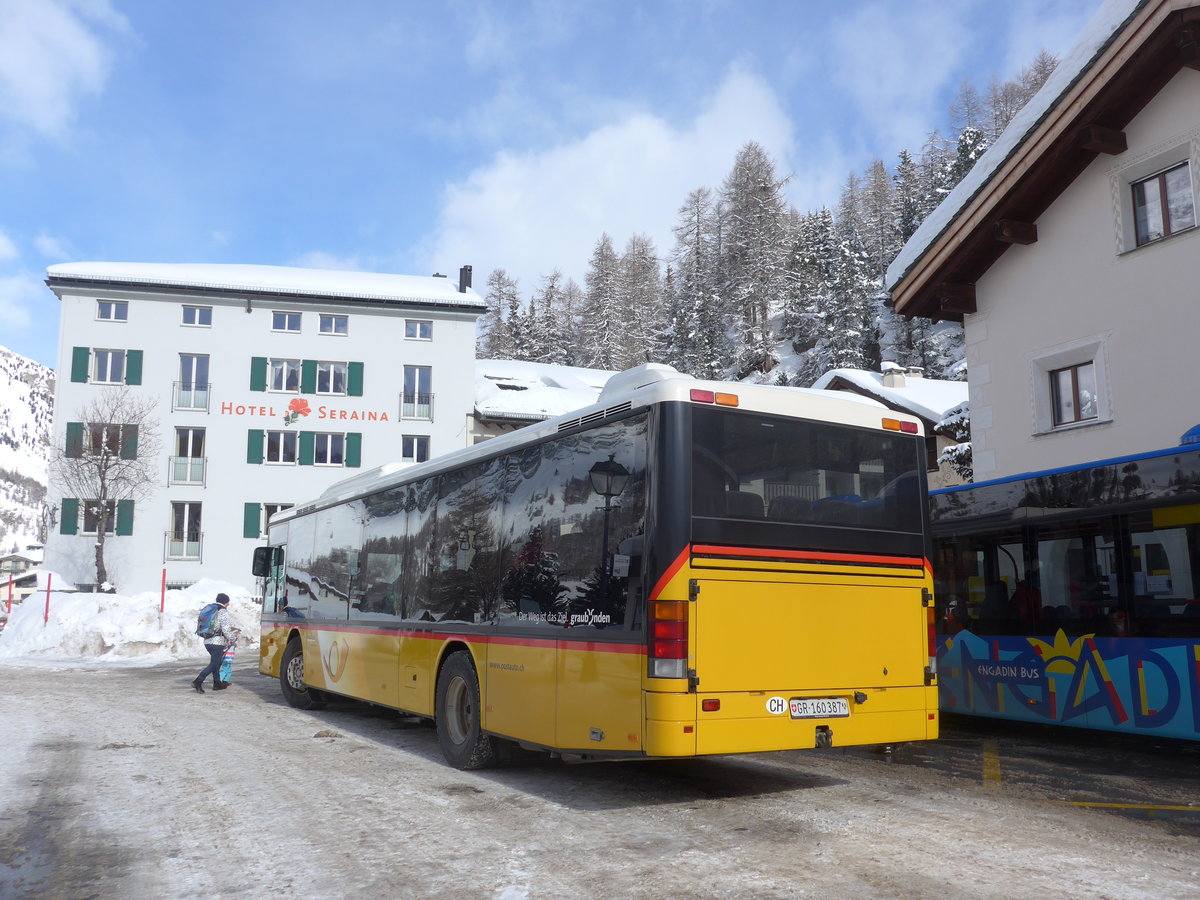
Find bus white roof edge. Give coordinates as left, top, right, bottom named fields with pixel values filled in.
left=597, top=363, right=692, bottom=402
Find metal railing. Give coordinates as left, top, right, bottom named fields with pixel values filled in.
left=173, top=381, right=211, bottom=412
left=401, top=391, right=434, bottom=420
left=168, top=456, right=207, bottom=485
left=164, top=530, right=203, bottom=561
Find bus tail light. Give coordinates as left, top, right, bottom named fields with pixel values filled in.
left=649, top=600, right=688, bottom=679
left=882, top=417, right=920, bottom=434
left=690, top=389, right=739, bottom=407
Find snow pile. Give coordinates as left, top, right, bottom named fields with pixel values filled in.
left=0, top=577, right=260, bottom=666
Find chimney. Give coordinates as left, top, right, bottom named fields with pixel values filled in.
left=906, top=366, right=924, bottom=379
left=881, top=361, right=906, bottom=389
left=459, top=265, right=473, bottom=293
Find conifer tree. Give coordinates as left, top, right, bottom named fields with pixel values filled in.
left=579, top=234, right=623, bottom=370
left=618, top=234, right=663, bottom=368
left=479, top=269, right=520, bottom=359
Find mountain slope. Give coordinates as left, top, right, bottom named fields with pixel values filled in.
left=0, top=346, right=54, bottom=554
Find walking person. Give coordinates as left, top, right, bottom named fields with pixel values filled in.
left=192, top=593, right=236, bottom=694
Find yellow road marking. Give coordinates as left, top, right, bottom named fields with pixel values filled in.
left=981, top=738, right=1002, bottom=788
left=1065, top=802, right=1200, bottom=812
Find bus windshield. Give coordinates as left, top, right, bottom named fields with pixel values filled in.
left=691, top=405, right=925, bottom=535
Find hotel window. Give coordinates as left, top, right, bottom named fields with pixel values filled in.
left=168, top=501, right=202, bottom=560
left=1051, top=362, right=1098, bottom=427
left=316, top=361, right=348, bottom=395
left=405, top=319, right=432, bottom=340
left=83, top=500, right=116, bottom=535
left=176, top=354, right=210, bottom=411
left=314, top=433, right=345, bottom=466
left=182, top=305, right=212, bottom=326
left=270, top=359, right=301, bottom=392
left=266, top=431, right=298, bottom=464
left=1133, top=162, right=1196, bottom=246
left=171, top=427, right=206, bottom=484
left=402, top=435, right=430, bottom=463
left=93, top=349, right=126, bottom=384
left=263, top=503, right=293, bottom=534
left=320, top=314, right=348, bottom=335
left=97, top=300, right=128, bottom=321
left=402, top=365, right=433, bottom=420
left=272, top=311, right=301, bottom=332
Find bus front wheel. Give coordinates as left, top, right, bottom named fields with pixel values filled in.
left=435, top=652, right=497, bottom=770
left=280, top=639, right=326, bottom=710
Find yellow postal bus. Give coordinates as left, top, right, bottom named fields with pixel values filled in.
left=254, top=364, right=938, bottom=768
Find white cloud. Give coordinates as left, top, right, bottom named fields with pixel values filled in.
left=288, top=250, right=367, bottom=272
left=419, top=66, right=795, bottom=294
left=35, top=232, right=71, bottom=260
left=0, top=271, right=42, bottom=330
left=0, top=231, right=18, bottom=262
left=0, top=0, right=129, bottom=137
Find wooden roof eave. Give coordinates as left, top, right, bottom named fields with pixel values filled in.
left=892, top=1, right=1197, bottom=322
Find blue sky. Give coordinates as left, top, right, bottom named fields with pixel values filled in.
left=0, top=0, right=1099, bottom=368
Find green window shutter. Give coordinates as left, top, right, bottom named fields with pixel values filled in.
left=120, top=425, right=138, bottom=459
left=250, top=357, right=267, bottom=392
left=116, top=500, right=134, bottom=536
left=299, top=431, right=315, bottom=466
left=244, top=503, right=262, bottom=539
left=65, top=422, right=83, bottom=458
left=347, top=362, right=364, bottom=396
left=247, top=430, right=264, bottom=464
left=300, top=359, right=317, bottom=394
left=346, top=432, right=362, bottom=468
left=124, top=349, right=143, bottom=385
left=60, top=499, right=79, bottom=535
left=71, top=347, right=90, bottom=383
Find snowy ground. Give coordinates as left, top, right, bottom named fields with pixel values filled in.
left=1, top=589, right=1198, bottom=898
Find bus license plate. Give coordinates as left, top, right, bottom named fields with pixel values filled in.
left=790, top=697, right=850, bottom=719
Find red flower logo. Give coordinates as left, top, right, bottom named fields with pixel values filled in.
left=283, top=398, right=311, bottom=426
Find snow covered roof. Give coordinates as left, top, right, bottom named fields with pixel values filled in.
left=474, top=359, right=616, bottom=422
left=886, top=0, right=1195, bottom=319
left=46, top=262, right=487, bottom=310
left=812, top=368, right=968, bottom=425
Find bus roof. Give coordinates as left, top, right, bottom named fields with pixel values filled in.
left=272, top=364, right=921, bottom=525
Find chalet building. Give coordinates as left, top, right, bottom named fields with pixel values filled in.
left=469, top=359, right=613, bottom=444
left=812, top=364, right=969, bottom=489
left=887, top=0, right=1200, bottom=481
left=43, top=262, right=485, bottom=593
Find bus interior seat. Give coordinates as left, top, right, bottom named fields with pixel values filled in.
left=815, top=499, right=860, bottom=525
left=725, top=491, right=765, bottom=519
left=768, top=495, right=811, bottom=522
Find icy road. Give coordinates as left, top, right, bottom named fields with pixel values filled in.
left=1, top=660, right=1198, bottom=899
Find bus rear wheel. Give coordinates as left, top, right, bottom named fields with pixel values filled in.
left=436, top=651, right=497, bottom=770
left=280, top=639, right=326, bottom=710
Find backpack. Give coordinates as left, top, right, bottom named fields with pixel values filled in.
left=196, top=603, right=220, bottom=639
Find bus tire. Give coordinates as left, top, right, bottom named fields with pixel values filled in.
left=280, top=639, right=326, bottom=710
left=436, top=651, right=497, bottom=770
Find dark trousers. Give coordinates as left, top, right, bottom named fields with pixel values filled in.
left=198, top=644, right=225, bottom=685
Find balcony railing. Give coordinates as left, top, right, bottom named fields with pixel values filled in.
left=168, top=456, right=207, bottom=486
left=401, top=391, right=434, bottom=421
left=173, top=381, right=211, bottom=412
left=164, top=530, right=203, bottom=561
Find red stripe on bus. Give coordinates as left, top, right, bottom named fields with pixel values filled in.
left=648, top=546, right=692, bottom=602
left=692, top=544, right=927, bottom=571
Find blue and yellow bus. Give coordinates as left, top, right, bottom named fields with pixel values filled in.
left=931, top=441, right=1200, bottom=741
left=254, top=364, right=939, bottom=768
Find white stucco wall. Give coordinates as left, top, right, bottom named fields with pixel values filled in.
left=966, top=68, right=1200, bottom=480
left=45, top=275, right=482, bottom=593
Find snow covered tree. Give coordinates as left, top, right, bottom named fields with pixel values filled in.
left=667, top=187, right=730, bottom=378
left=50, top=388, right=162, bottom=591
left=479, top=269, right=521, bottom=359
left=618, top=234, right=663, bottom=368
left=936, top=402, right=972, bottom=482
left=579, top=234, right=625, bottom=370
left=527, top=270, right=569, bottom=365
left=718, top=142, right=790, bottom=377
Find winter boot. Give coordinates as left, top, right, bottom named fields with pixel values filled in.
left=213, top=680, right=229, bottom=691
left=192, top=679, right=205, bottom=694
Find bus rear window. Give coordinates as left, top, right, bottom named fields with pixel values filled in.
left=691, top=406, right=925, bottom=534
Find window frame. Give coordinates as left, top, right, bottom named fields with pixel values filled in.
left=272, top=311, right=302, bottom=333
left=1029, top=335, right=1111, bottom=435
left=269, top=358, right=301, bottom=393
left=319, top=314, right=348, bottom=336
left=96, top=300, right=128, bottom=322
left=182, top=305, right=213, bottom=327
left=1132, top=161, right=1196, bottom=246
left=402, top=434, right=430, bottom=463
left=314, top=433, right=346, bottom=466
left=261, top=503, right=294, bottom=538
left=92, top=349, right=126, bottom=384
left=316, top=361, right=348, bottom=396
left=1050, top=361, right=1098, bottom=427
left=82, top=500, right=116, bottom=536
left=404, top=319, right=433, bottom=340
left=265, top=430, right=299, bottom=465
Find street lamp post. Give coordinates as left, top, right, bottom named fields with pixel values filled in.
left=588, top=454, right=630, bottom=614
